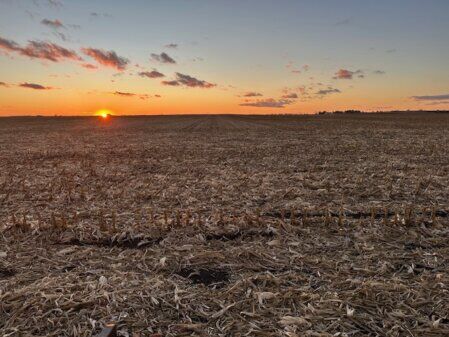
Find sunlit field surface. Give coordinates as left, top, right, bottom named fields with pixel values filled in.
left=1, top=113, right=449, bottom=336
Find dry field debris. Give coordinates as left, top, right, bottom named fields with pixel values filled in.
left=0, top=113, right=449, bottom=336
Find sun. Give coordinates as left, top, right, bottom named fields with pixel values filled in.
left=95, top=109, right=113, bottom=119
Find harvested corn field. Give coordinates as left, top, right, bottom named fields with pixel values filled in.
left=1, top=113, right=449, bottom=336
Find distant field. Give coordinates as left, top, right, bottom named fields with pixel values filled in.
left=1, top=113, right=449, bottom=336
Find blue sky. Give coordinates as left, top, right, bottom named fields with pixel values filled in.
left=0, top=0, right=448, bottom=115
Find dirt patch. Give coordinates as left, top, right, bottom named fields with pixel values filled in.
left=176, top=267, right=230, bottom=287
left=0, top=267, right=16, bottom=278
left=205, top=229, right=275, bottom=242
left=62, top=237, right=163, bottom=249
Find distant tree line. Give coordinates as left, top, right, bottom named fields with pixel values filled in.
left=316, top=109, right=449, bottom=115
left=317, top=110, right=363, bottom=115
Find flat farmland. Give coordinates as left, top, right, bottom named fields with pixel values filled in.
left=1, top=113, right=449, bottom=336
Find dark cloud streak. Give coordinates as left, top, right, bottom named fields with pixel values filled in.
left=161, top=80, right=180, bottom=86
left=412, top=94, right=449, bottom=101
left=113, top=91, right=135, bottom=97
left=0, top=36, right=81, bottom=62
left=243, top=92, right=263, bottom=97
left=316, top=88, right=341, bottom=96
left=82, top=47, right=128, bottom=70
left=333, top=69, right=363, bottom=80
left=19, top=82, right=53, bottom=90
left=139, top=70, right=165, bottom=78
left=41, top=19, right=64, bottom=29
left=162, top=73, right=215, bottom=88
left=0, top=37, right=22, bottom=52
left=112, top=91, right=151, bottom=100
left=81, top=63, right=97, bottom=69
left=150, top=52, right=176, bottom=64
left=282, top=93, right=298, bottom=99
left=21, top=41, right=81, bottom=62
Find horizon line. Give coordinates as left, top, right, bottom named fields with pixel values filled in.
left=0, top=109, right=448, bottom=118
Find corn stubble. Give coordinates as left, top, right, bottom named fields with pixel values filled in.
left=0, top=114, right=449, bottom=336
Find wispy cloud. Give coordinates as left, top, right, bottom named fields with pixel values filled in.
left=150, top=52, right=176, bottom=64
left=162, top=72, right=215, bottom=88
left=411, top=94, right=449, bottom=101
left=425, top=101, right=449, bottom=106
left=41, top=19, right=64, bottom=29
left=333, top=69, right=363, bottom=80
left=112, top=91, right=151, bottom=100
left=334, top=17, right=353, bottom=26
left=40, top=20, right=79, bottom=42
left=90, top=12, right=111, bottom=18
left=243, top=92, right=263, bottom=97
left=286, top=62, right=309, bottom=74
left=0, top=81, right=8, bottom=87
left=0, top=37, right=21, bottom=52
left=19, top=82, right=53, bottom=90
left=34, top=0, right=63, bottom=8
left=176, top=73, right=215, bottom=88
left=81, top=63, right=98, bottom=70
left=165, top=43, right=178, bottom=49
left=285, top=61, right=302, bottom=74
left=161, top=80, right=180, bottom=86
left=113, top=91, right=135, bottom=97
left=52, top=32, right=69, bottom=42
left=21, top=41, right=81, bottom=62
left=282, top=86, right=310, bottom=100
left=373, top=70, right=386, bottom=75
left=240, top=98, right=295, bottom=108
left=82, top=47, right=129, bottom=70
left=298, top=86, right=308, bottom=95
left=316, top=88, right=341, bottom=96
left=282, top=93, right=298, bottom=99
left=67, top=24, right=81, bottom=30
left=47, top=0, right=63, bottom=8
left=138, top=70, right=165, bottom=78
left=0, top=36, right=81, bottom=62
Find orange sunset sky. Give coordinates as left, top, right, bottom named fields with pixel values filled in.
left=1, top=0, right=449, bottom=116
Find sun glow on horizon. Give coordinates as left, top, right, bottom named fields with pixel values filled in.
left=96, top=109, right=113, bottom=119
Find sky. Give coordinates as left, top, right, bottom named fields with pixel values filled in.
left=0, top=0, right=448, bottom=116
